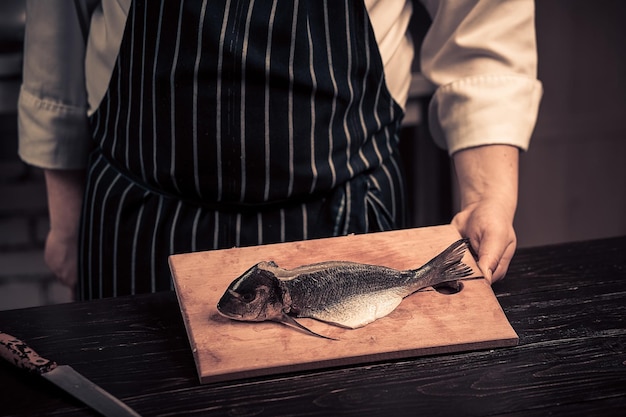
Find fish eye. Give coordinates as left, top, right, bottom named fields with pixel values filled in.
left=241, top=291, right=255, bottom=303
left=228, top=289, right=255, bottom=303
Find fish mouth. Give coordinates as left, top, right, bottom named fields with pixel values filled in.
left=216, top=307, right=243, bottom=319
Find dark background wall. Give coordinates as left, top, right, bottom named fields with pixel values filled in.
left=515, top=0, right=626, bottom=247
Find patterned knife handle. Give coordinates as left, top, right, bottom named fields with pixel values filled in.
left=0, top=331, right=58, bottom=374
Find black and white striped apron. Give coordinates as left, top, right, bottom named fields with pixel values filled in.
left=79, top=0, right=407, bottom=300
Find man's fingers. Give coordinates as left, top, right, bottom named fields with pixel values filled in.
left=477, top=239, right=516, bottom=284
left=493, top=241, right=516, bottom=282
left=477, top=258, right=495, bottom=284
left=470, top=230, right=516, bottom=284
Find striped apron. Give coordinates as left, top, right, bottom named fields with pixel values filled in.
left=79, top=0, right=407, bottom=300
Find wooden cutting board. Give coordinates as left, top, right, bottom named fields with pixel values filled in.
left=169, top=225, right=518, bottom=384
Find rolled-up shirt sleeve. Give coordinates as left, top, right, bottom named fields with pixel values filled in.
left=419, top=0, right=543, bottom=155
left=18, top=0, right=98, bottom=169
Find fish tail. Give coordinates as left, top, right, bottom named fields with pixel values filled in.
left=412, top=238, right=474, bottom=288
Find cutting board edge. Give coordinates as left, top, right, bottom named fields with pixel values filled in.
left=167, top=224, right=458, bottom=263
left=197, top=335, right=520, bottom=384
left=169, top=257, right=206, bottom=382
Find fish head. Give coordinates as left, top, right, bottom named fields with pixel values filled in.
left=216, top=261, right=285, bottom=322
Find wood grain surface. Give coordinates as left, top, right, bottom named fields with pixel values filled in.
left=169, top=225, right=518, bottom=384
left=2, top=236, right=625, bottom=416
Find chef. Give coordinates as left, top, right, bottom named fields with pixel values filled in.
left=18, top=0, right=542, bottom=299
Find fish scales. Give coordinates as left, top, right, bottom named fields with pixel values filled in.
left=281, top=263, right=414, bottom=316
left=217, top=238, right=474, bottom=339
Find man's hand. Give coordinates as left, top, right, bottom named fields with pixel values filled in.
left=451, top=145, right=519, bottom=284
left=44, top=228, right=79, bottom=290
left=452, top=198, right=517, bottom=284
left=43, top=169, right=85, bottom=296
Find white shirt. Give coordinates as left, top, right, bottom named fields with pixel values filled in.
left=18, top=0, right=542, bottom=169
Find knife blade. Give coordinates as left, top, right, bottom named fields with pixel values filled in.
left=0, top=331, right=142, bottom=417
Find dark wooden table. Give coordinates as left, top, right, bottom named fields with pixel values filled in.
left=1, top=236, right=625, bottom=417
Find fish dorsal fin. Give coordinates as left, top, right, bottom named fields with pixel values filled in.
left=306, top=291, right=403, bottom=329
left=274, top=313, right=337, bottom=340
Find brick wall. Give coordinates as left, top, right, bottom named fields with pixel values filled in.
left=0, top=1, right=72, bottom=311
left=0, top=116, right=73, bottom=311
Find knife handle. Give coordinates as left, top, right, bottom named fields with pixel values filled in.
left=0, top=331, right=58, bottom=374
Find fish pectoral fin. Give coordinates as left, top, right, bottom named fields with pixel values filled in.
left=274, top=313, right=338, bottom=341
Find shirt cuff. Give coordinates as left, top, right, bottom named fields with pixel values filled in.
left=428, top=74, right=543, bottom=155
left=18, top=87, right=92, bottom=170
